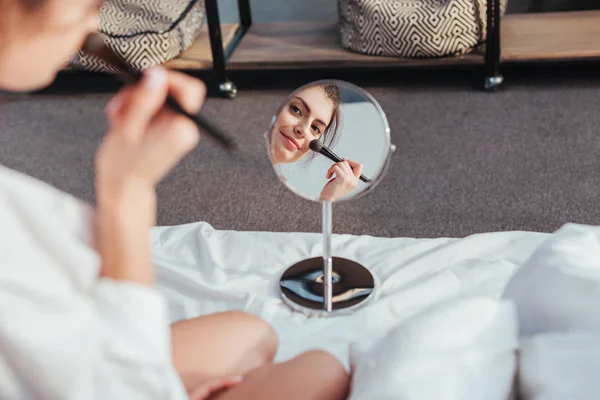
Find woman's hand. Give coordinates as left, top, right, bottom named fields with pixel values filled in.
left=319, top=158, right=363, bottom=202
left=96, top=66, right=205, bottom=204
left=95, top=66, right=206, bottom=286
left=188, top=376, right=243, bottom=400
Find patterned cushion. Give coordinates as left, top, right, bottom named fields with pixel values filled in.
left=70, top=0, right=205, bottom=72
left=338, top=0, right=507, bottom=58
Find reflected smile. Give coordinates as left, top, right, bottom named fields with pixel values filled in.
left=280, top=131, right=300, bottom=150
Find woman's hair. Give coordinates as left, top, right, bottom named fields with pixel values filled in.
left=302, top=83, right=342, bottom=166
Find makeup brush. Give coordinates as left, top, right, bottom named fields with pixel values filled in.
left=309, top=140, right=371, bottom=183
left=81, top=33, right=236, bottom=152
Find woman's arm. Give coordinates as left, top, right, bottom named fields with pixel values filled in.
left=96, top=187, right=156, bottom=285
left=0, top=66, right=206, bottom=399
left=95, top=67, right=204, bottom=287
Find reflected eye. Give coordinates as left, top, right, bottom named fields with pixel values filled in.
left=290, top=105, right=302, bottom=116
left=311, top=125, right=322, bottom=135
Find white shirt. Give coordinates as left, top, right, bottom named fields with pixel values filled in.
left=0, top=165, right=187, bottom=400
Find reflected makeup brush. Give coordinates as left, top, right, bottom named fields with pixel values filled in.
left=309, top=139, right=371, bottom=183
left=80, top=33, right=236, bottom=152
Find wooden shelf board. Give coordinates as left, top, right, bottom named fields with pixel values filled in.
left=227, top=22, right=484, bottom=70
left=502, top=10, right=600, bottom=62
left=163, top=11, right=600, bottom=70
left=164, top=23, right=239, bottom=69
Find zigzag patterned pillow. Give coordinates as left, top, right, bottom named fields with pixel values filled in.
left=70, top=0, right=205, bottom=72
left=338, top=0, right=507, bottom=58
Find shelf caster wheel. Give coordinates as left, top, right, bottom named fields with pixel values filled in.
left=484, top=75, right=504, bottom=92
left=218, top=81, right=238, bottom=99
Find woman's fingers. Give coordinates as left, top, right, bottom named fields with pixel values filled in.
left=113, top=66, right=169, bottom=140
left=165, top=70, right=207, bottom=114
left=339, top=160, right=353, bottom=176
left=330, top=161, right=357, bottom=181
left=343, top=158, right=364, bottom=179
left=326, top=165, right=344, bottom=180
left=105, top=67, right=206, bottom=139
left=104, top=91, right=125, bottom=122
left=140, top=110, right=200, bottom=181
left=327, top=161, right=361, bottom=183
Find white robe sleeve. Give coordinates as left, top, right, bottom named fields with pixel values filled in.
left=0, top=166, right=187, bottom=399
left=0, top=275, right=185, bottom=400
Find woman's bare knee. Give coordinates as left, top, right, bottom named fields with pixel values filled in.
left=225, top=311, right=278, bottom=366
left=170, top=311, right=278, bottom=390
left=298, top=350, right=350, bottom=399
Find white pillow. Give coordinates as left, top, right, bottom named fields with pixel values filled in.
left=502, top=223, right=600, bottom=336
left=348, top=296, right=518, bottom=400
left=519, top=332, right=600, bottom=400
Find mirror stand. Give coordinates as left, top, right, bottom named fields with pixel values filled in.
left=323, top=200, right=333, bottom=312
left=279, top=201, right=376, bottom=317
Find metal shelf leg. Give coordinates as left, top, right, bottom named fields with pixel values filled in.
left=205, top=0, right=238, bottom=98
left=484, top=0, right=503, bottom=92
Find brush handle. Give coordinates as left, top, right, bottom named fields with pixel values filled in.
left=320, top=147, right=371, bottom=183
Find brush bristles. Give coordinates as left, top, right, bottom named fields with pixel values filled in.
left=309, top=139, right=323, bottom=153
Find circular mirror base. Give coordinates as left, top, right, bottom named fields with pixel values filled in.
left=279, top=257, right=375, bottom=317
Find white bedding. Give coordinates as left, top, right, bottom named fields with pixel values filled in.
left=152, top=222, right=600, bottom=398
left=151, top=222, right=549, bottom=368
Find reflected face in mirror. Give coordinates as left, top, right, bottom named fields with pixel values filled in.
left=270, top=84, right=340, bottom=165
left=267, top=80, right=392, bottom=203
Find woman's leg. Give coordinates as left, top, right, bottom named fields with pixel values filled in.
left=170, top=311, right=278, bottom=391
left=211, top=350, right=351, bottom=400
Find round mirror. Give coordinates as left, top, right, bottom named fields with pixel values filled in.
left=266, top=80, right=392, bottom=203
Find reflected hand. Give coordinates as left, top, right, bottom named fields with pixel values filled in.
left=319, top=158, right=363, bottom=202
left=188, top=376, right=243, bottom=400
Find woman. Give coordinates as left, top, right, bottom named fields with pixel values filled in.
left=269, top=84, right=364, bottom=202
left=0, top=1, right=349, bottom=399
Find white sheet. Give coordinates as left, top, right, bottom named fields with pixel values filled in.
left=501, top=223, right=600, bottom=399
left=519, top=332, right=600, bottom=400
left=348, top=296, right=518, bottom=400
left=503, top=223, right=600, bottom=336
left=151, top=222, right=549, bottom=369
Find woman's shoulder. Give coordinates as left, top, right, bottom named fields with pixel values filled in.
left=0, top=165, right=86, bottom=206
left=0, top=165, right=97, bottom=283
left=0, top=164, right=64, bottom=196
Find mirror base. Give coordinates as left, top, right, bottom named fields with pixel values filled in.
left=279, top=256, right=375, bottom=317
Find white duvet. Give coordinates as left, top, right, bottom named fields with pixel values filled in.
left=151, top=222, right=600, bottom=399
left=152, top=223, right=545, bottom=363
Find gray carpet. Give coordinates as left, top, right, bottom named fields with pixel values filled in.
left=2, top=0, right=600, bottom=238
left=3, top=64, right=600, bottom=239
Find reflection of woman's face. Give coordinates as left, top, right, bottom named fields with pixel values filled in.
left=270, top=86, right=335, bottom=165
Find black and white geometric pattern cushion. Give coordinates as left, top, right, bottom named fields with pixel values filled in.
left=338, top=0, right=508, bottom=58
left=70, top=0, right=205, bottom=72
